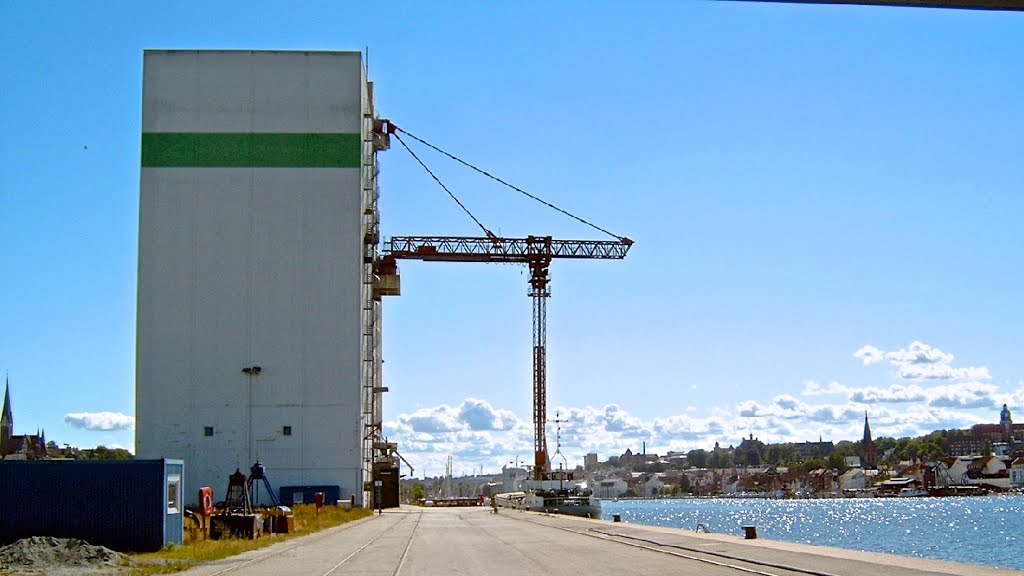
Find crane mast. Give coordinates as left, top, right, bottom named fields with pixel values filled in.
left=380, top=235, right=631, bottom=479
left=530, top=253, right=550, bottom=476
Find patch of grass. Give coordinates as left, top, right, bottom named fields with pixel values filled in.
left=127, top=505, right=372, bottom=575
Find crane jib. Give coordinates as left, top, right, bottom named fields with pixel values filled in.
left=386, top=236, right=632, bottom=262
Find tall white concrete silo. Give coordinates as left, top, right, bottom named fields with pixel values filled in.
left=136, top=50, right=384, bottom=506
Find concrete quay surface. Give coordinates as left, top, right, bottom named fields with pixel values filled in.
left=175, top=506, right=1023, bottom=576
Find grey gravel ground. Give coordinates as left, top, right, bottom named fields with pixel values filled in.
left=0, top=536, right=128, bottom=575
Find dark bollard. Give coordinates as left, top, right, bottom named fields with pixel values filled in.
left=613, top=514, right=621, bottom=523
left=743, top=525, right=758, bottom=539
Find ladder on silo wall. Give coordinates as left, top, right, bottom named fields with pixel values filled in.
left=360, top=79, right=389, bottom=508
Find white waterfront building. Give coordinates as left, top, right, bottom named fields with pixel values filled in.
left=1011, top=458, right=1024, bottom=489
left=136, top=50, right=386, bottom=506
left=593, top=478, right=628, bottom=499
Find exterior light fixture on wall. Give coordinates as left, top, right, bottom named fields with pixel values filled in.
left=242, top=366, right=262, bottom=467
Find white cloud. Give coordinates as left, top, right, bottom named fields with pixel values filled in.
left=64, top=412, right=135, bottom=431
left=395, top=399, right=522, bottom=435
left=806, top=404, right=865, bottom=424
left=403, top=406, right=461, bottom=433
left=853, top=341, right=989, bottom=381
left=886, top=342, right=953, bottom=366
left=800, top=377, right=1006, bottom=411
left=458, top=399, right=518, bottom=431
left=736, top=395, right=862, bottom=425
left=897, top=363, right=990, bottom=381
left=854, top=345, right=885, bottom=365
left=601, top=404, right=647, bottom=434
left=802, top=380, right=847, bottom=396
left=775, top=395, right=801, bottom=412
left=651, top=413, right=727, bottom=442
left=849, top=384, right=927, bottom=404
left=1003, top=383, right=1024, bottom=408
left=736, top=400, right=762, bottom=418
left=926, top=382, right=999, bottom=409
left=385, top=379, right=1015, bottom=476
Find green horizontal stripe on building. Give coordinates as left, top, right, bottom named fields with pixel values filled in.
left=141, top=132, right=361, bottom=168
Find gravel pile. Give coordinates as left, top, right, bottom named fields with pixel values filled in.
left=0, top=537, right=126, bottom=572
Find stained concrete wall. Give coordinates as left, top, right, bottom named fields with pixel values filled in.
left=136, top=51, right=369, bottom=505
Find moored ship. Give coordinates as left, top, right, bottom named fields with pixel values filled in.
left=495, top=478, right=602, bottom=519
left=523, top=485, right=602, bottom=519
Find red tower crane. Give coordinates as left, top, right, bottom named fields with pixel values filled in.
left=373, top=122, right=632, bottom=480
left=377, top=235, right=631, bottom=479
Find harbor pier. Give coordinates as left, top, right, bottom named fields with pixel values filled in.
left=172, top=506, right=1021, bottom=576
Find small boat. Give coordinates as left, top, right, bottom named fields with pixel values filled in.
left=898, top=487, right=929, bottom=497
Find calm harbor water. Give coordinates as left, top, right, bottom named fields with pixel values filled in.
left=602, top=495, right=1024, bottom=570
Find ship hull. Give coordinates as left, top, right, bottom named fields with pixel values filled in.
left=494, top=491, right=602, bottom=519
left=524, top=493, right=602, bottom=519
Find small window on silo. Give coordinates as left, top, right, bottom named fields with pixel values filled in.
left=283, top=426, right=292, bottom=436
left=204, top=426, right=214, bottom=437
left=167, top=475, right=181, bottom=514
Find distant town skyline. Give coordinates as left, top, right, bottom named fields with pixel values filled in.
left=2, top=2, right=1022, bottom=477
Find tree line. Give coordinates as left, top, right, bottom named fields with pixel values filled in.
left=613, top=429, right=982, bottom=474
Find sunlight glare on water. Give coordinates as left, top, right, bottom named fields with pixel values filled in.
left=602, top=495, right=1024, bottom=569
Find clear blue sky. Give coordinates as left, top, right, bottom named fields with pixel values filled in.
left=1, top=1, right=1021, bottom=477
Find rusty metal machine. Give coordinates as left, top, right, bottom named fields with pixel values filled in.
left=209, top=468, right=261, bottom=540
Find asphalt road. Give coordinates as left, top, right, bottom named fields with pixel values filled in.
left=173, top=506, right=1024, bottom=576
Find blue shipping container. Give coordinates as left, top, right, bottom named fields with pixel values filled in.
left=279, top=485, right=342, bottom=506
left=0, top=459, right=184, bottom=552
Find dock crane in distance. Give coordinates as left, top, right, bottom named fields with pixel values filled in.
left=376, top=235, right=632, bottom=480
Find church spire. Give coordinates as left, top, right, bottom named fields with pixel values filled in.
left=1, top=376, right=13, bottom=456
left=1, top=376, right=12, bottom=429
left=860, top=412, right=878, bottom=469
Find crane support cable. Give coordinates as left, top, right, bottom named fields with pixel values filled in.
left=393, top=126, right=630, bottom=243
left=393, top=131, right=496, bottom=240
